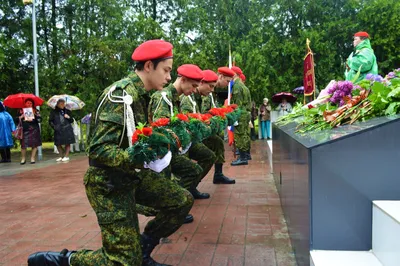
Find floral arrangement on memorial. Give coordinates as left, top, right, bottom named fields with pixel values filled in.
left=127, top=123, right=171, bottom=163
left=275, top=68, right=400, bottom=134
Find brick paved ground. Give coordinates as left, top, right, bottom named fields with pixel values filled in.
left=0, top=140, right=296, bottom=266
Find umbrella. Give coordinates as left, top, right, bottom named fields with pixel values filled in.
left=47, top=94, right=85, bottom=110
left=3, top=93, right=44, bottom=108
left=271, top=92, right=297, bottom=103
left=81, top=113, right=92, bottom=124
left=293, top=86, right=304, bottom=94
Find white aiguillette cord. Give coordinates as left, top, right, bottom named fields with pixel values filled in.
left=188, top=95, right=197, bottom=113
left=95, top=85, right=136, bottom=147
left=210, top=92, right=216, bottom=108
left=154, top=91, right=174, bottom=120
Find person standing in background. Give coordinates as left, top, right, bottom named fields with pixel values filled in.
left=259, top=98, right=271, bottom=140
left=0, top=101, right=15, bottom=163
left=49, top=99, right=75, bottom=162
left=345, top=31, right=378, bottom=83
left=250, top=101, right=258, bottom=141
left=276, top=97, right=292, bottom=116
left=17, top=99, right=42, bottom=164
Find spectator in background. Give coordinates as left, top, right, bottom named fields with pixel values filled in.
left=259, top=98, right=272, bottom=139
left=345, top=31, right=378, bottom=83
left=250, top=101, right=258, bottom=141
left=17, top=99, right=42, bottom=164
left=276, top=97, right=292, bottom=117
left=0, top=101, right=15, bottom=163
left=49, top=99, right=75, bottom=162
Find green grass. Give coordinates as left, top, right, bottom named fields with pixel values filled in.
left=11, top=141, right=55, bottom=152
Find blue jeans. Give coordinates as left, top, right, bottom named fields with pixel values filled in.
left=260, top=120, right=271, bottom=139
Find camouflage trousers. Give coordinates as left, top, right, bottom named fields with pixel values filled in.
left=202, top=135, right=225, bottom=164
left=171, top=153, right=203, bottom=190
left=136, top=154, right=202, bottom=217
left=71, top=166, right=193, bottom=266
left=188, top=142, right=217, bottom=184
left=234, top=111, right=251, bottom=151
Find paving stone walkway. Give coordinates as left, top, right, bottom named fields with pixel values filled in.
left=0, top=140, right=296, bottom=266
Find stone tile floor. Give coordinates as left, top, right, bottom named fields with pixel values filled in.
left=0, top=141, right=296, bottom=265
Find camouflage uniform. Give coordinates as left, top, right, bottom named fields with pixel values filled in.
left=71, top=74, right=193, bottom=266
left=148, top=84, right=203, bottom=192
left=231, top=78, right=252, bottom=152
left=180, top=92, right=217, bottom=187
left=180, top=91, right=234, bottom=185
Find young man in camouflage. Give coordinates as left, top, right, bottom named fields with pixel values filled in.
left=148, top=64, right=216, bottom=201
left=27, top=40, right=193, bottom=266
left=213, top=67, right=236, bottom=142
left=230, top=66, right=252, bottom=166
left=180, top=69, right=235, bottom=184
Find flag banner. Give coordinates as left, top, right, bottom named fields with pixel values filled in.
left=303, top=39, right=316, bottom=98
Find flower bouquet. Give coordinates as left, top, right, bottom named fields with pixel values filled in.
left=186, top=113, right=212, bottom=143
left=127, top=123, right=171, bottom=164
left=151, top=116, right=192, bottom=154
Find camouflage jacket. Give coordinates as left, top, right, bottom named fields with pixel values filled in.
left=180, top=92, right=200, bottom=114
left=148, top=83, right=180, bottom=122
left=180, top=90, right=217, bottom=114
left=201, top=93, right=217, bottom=113
left=88, top=73, right=150, bottom=171
left=231, top=78, right=252, bottom=112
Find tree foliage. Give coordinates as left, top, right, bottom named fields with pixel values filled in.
left=1, top=0, right=399, bottom=140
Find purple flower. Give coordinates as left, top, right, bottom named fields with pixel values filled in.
left=365, top=73, right=374, bottom=80
left=339, top=100, right=345, bottom=106
left=374, top=75, right=383, bottom=82
left=387, top=72, right=396, bottom=79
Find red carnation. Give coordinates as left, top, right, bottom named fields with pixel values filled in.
left=229, top=104, right=238, bottom=110
left=132, top=131, right=140, bottom=144
left=142, top=127, right=153, bottom=136
left=188, top=113, right=202, bottom=120
left=224, top=107, right=234, bottom=113
left=202, top=113, right=213, bottom=121
left=176, top=113, right=189, bottom=122
left=151, top=118, right=170, bottom=127
left=209, top=108, right=220, bottom=116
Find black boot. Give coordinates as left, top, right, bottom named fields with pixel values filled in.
left=141, top=234, right=172, bottom=266
left=235, top=148, right=240, bottom=155
left=213, top=163, right=235, bottom=184
left=246, top=151, right=252, bottom=160
left=27, top=249, right=75, bottom=266
left=184, top=214, right=194, bottom=224
left=231, top=151, right=248, bottom=166
left=189, top=188, right=210, bottom=199
left=6, top=148, right=11, bottom=162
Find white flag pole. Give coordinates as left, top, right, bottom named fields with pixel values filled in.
left=228, top=44, right=232, bottom=105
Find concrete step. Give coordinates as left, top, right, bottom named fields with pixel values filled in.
left=373, top=200, right=400, bottom=266
left=310, top=250, right=382, bottom=266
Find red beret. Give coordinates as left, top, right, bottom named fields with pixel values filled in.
left=202, top=70, right=218, bottom=82
left=177, top=64, right=203, bottom=81
left=354, top=32, right=370, bottom=38
left=132, top=40, right=173, bottom=61
left=231, top=66, right=243, bottom=75
left=217, top=67, right=235, bottom=77
left=240, top=73, right=246, bottom=82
